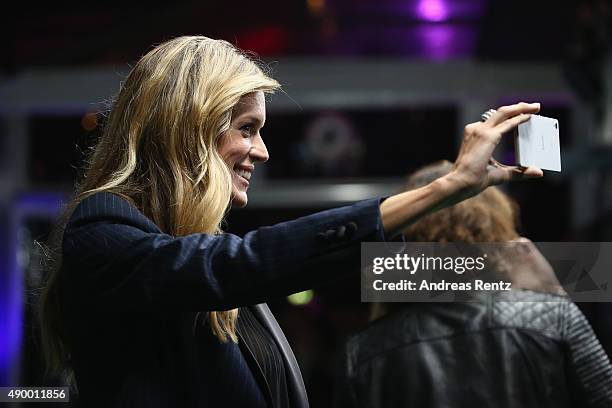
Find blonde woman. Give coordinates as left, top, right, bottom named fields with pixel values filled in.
left=39, top=36, right=542, bottom=407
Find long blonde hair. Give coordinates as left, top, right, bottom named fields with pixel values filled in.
left=39, top=36, right=280, bottom=380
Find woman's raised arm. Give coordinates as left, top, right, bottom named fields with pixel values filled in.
left=381, top=102, right=542, bottom=238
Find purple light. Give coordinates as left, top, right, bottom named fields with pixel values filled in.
left=417, top=0, right=449, bottom=22
left=411, top=24, right=476, bottom=60
left=0, top=193, right=64, bottom=385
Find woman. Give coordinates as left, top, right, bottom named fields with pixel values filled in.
left=333, top=161, right=612, bottom=408
left=39, top=36, right=541, bottom=407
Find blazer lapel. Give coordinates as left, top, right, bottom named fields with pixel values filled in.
left=251, top=303, right=310, bottom=408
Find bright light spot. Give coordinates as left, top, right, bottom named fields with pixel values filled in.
left=287, top=290, right=314, bottom=306
left=417, top=0, right=449, bottom=22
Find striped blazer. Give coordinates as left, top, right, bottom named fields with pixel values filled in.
left=60, top=191, right=393, bottom=407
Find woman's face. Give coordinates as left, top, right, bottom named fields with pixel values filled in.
left=218, top=91, right=269, bottom=208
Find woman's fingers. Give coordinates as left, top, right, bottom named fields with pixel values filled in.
left=452, top=101, right=544, bottom=191
left=494, top=112, right=533, bottom=135
left=520, top=165, right=544, bottom=178
left=487, top=102, right=540, bottom=126
left=488, top=161, right=543, bottom=185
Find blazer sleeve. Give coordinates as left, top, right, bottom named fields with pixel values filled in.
left=62, top=192, right=399, bottom=311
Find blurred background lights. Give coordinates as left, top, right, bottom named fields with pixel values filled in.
left=417, top=0, right=449, bottom=22
left=307, top=0, right=325, bottom=15
left=287, top=290, right=315, bottom=306
left=80, top=112, right=98, bottom=132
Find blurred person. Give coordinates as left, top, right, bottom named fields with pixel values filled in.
left=38, top=36, right=543, bottom=408
left=333, top=160, right=612, bottom=408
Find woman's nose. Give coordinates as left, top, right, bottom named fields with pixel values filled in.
left=250, top=135, right=269, bottom=163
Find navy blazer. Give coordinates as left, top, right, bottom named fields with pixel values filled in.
left=60, top=191, right=391, bottom=407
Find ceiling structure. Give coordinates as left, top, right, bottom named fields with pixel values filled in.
left=5, top=0, right=589, bottom=74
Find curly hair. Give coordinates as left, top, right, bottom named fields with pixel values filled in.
left=403, top=160, right=520, bottom=243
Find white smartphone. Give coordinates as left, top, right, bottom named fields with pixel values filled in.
left=515, top=114, right=561, bottom=172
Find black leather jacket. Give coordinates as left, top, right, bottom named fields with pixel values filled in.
left=334, top=290, right=612, bottom=408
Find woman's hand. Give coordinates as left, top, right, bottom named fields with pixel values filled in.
left=380, top=102, right=544, bottom=237
left=448, top=102, right=543, bottom=197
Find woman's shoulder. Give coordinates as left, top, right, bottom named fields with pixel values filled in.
left=66, top=191, right=160, bottom=233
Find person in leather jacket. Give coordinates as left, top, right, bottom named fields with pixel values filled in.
left=333, top=160, right=612, bottom=408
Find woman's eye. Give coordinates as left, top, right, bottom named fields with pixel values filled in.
left=240, top=124, right=253, bottom=136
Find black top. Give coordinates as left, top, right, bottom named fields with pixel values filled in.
left=237, top=307, right=291, bottom=408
